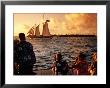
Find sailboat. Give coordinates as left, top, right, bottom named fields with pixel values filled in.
left=27, top=20, right=52, bottom=38
left=42, top=20, right=51, bottom=37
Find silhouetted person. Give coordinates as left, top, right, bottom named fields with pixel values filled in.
left=52, top=53, right=69, bottom=75
left=14, top=39, right=19, bottom=75
left=16, top=33, right=36, bottom=75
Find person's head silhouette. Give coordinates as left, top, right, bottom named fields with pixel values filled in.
left=78, top=52, right=86, bottom=61
left=19, top=33, right=26, bottom=41
left=55, top=53, right=62, bottom=61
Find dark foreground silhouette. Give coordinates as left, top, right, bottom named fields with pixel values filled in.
left=14, top=33, right=36, bottom=75
left=14, top=33, right=97, bottom=75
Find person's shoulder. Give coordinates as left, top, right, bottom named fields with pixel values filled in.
left=24, top=41, right=32, bottom=46
left=16, top=42, right=21, bottom=47
left=26, top=41, right=32, bottom=45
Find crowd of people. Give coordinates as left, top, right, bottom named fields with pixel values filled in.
left=14, top=33, right=97, bottom=75
left=51, top=52, right=97, bottom=75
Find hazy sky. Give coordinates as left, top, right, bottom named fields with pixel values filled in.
left=14, top=13, right=97, bottom=36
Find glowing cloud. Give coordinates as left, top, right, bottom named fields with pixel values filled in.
left=14, top=13, right=97, bottom=36
left=63, top=13, right=97, bottom=35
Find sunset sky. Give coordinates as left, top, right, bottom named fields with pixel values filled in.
left=14, top=13, right=97, bottom=36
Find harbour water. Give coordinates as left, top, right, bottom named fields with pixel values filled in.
left=25, top=36, right=97, bottom=72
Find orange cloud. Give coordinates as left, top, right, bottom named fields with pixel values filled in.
left=47, top=13, right=97, bottom=35
left=64, top=13, right=97, bottom=35
left=14, top=13, right=97, bottom=36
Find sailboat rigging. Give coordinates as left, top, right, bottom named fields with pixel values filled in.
left=27, top=21, right=51, bottom=38
left=27, top=14, right=52, bottom=38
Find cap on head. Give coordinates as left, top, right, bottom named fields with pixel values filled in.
left=19, top=33, right=26, bottom=40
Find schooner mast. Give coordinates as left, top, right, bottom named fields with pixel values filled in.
left=42, top=13, right=51, bottom=37
left=27, top=13, right=51, bottom=38
left=42, top=20, right=51, bottom=37
left=27, top=24, right=40, bottom=38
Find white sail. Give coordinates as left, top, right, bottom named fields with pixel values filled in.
left=35, top=25, right=40, bottom=37
left=27, top=27, right=35, bottom=38
left=27, top=27, right=34, bottom=35
left=42, top=20, right=51, bottom=37
left=27, top=17, right=51, bottom=38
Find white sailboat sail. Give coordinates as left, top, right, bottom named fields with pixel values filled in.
left=27, top=26, right=35, bottom=38
left=27, top=27, right=34, bottom=35
left=35, top=25, right=40, bottom=37
left=27, top=14, right=51, bottom=38
left=42, top=20, right=51, bottom=37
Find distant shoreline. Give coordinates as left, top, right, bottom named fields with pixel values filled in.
left=52, top=35, right=96, bottom=37
left=14, top=34, right=96, bottom=38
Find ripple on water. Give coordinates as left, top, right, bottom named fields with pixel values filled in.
left=27, top=37, right=97, bottom=71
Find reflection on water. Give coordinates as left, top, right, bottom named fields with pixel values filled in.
left=26, top=37, right=97, bottom=71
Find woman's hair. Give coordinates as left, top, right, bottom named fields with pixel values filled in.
left=55, top=53, right=62, bottom=61
left=92, top=52, right=97, bottom=62
left=78, top=52, right=86, bottom=61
